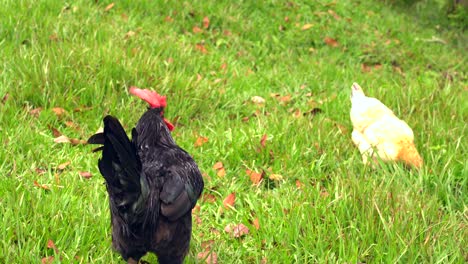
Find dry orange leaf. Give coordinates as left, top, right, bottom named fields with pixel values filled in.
left=252, top=218, right=260, bottom=230
left=195, top=43, right=208, bottom=54
left=217, top=167, right=226, bottom=177
left=213, top=161, right=224, bottom=170
left=269, top=174, right=284, bottom=181
left=301, top=24, right=313, bottom=30
left=34, top=181, right=50, bottom=190
left=29, top=107, right=43, bottom=117
left=224, top=223, right=249, bottom=238
left=202, top=16, right=210, bottom=29
left=223, top=192, right=236, bottom=209
left=104, top=3, right=115, bottom=12
left=279, top=95, right=291, bottom=103
left=65, top=121, right=80, bottom=131
left=54, top=135, right=71, bottom=144
left=361, top=63, right=382, bottom=73
left=201, top=240, right=215, bottom=250
left=201, top=193, right=217, bottom=203
left=41, top=256, right=55, bottom=264
left=194, top=136, right=208, bottom=147
left=57, top=161, right=71, bottom=170
left=50, top=127, right=62, bottom=137
left=35, top=168, right=46, bottom=175
left=197, top=250, right=218, bottom=264
left=79, top=171, right=92, bottom=179
left=260, top=134, right=267, bottom=148
left=246, top=169, right=263, bottom=185
left=324, top=37, right=339, bottom=47
left=193, top=26, right=203, bottom=33
left=292, top=109, right=301, bottom=118
left=295, top=179, right=304, bottom=189
left=1, top=93, right=9, bottom=104
left=47, top=239, right=59, bottom=254
left=124, top=30, right=136, bottom=39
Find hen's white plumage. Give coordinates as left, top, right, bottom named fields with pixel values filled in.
left=350, top=83, right=423, bottom=168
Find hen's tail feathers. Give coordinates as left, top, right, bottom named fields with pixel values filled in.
left=397, top=139, right=423, bottom=169
left=88, top=115, right=149, bottom=226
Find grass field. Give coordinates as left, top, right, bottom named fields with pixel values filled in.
left=0, top=0, right=466, bottom=263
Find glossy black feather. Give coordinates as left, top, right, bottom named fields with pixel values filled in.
left=88, top=109, right=204, bottom=264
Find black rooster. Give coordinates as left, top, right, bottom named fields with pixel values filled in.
left=88, top=87, right=204, bottom=264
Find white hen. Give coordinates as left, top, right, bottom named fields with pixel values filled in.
left=350, top=82, right=423, bottom=168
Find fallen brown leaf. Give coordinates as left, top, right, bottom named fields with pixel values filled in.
left=57, top=161, right=71, bottom=170
left=35, top=168, right=47, bottom=175
left=260, top=134, right=267, bottom=148
left=246, top=169, right=263, bottom=185
left=41, top=256, right=55, bottom=264
left=201, top=193, right=217, bottom=203
left=361, top=63, right=382, bottom=73
left=195, top=43, right=208, bottom=54
left=251, top=96, right=266, bottom=105
left=73, top=106, right=93, bottom=112
left=79, top=171, right=92, bottom=179
left=47, top=239, right=59, bottom=254
left=252, top=218, right=260, bottom=230
left=295, top=179, right=304, bottom=189
left=197, top=250, right=218, bottom=264
left=124, top=30, right=136, bottom=39
left=293, top=109, right=301, bottom=118
left=320, top=191, right=330, bottom=198
left=104, top=3, right=115, bottom=12
left=328, top=9, right=341, bottom=20
left=65, top=121, right=81, bottom=131
left=29, top=107, right=43, bottom=117
left=216, top=167, right=226, bottom=177
left=213, top=161, right=224, bottom=170
left=193, top=26, right=203, bottom=33
left=324, top=37, right=339, bottom=47
left=301, top=24, right=313, bottom=30
left=201, top=240, right=215, bottom=250
left=54, top=135, right=70, bottom=144
left=224, top=223, right=249, bottom=238
left=279, top=95, right=291, bottom=103
left=194, top=136, right=209, bottom=147
left=269, top=174, right=283, bottom=181
left=1, top=93, right=9, bottom=104
left=34, top=181, right=50, bottom=190
left=223, top=192, right=236, bottom=209
left=202, top=16, right=210, bottom=29
left=50, top=126, right=62, bottom=138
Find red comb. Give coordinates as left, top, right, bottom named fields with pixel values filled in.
left=129, top=87, right=167, bottom=108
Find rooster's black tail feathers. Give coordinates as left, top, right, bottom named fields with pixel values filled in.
left=88, top=115, right=148, bottom=225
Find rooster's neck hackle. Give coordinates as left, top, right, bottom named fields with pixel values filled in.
left=136, top=108, right=175, bottom=148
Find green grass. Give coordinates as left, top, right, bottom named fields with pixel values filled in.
left=0, top=0, right=466, bottom=263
